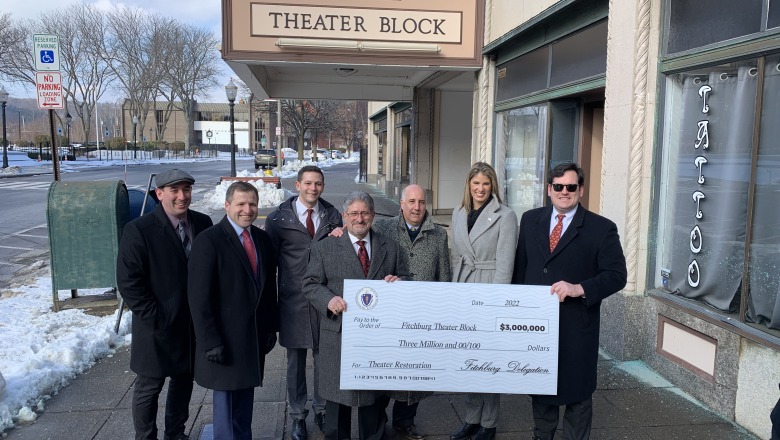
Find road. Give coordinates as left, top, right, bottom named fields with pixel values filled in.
left=0, top=159, right=377, bottom=289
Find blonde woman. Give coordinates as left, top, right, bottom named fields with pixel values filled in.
left=450, top=162, right=518, bottom=440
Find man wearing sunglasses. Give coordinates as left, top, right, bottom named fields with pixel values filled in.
left=512, top=162, right=627, bottom=440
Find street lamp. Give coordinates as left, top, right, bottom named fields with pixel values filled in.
left=66, top=112, right=72, bottom=159
left=225, top=79, right=238, bottom=177
left=132, top=115, right=138, bottom=160
left=0, top=85, right=8, bottom=169
left=206, top=129, right=213, bottom=157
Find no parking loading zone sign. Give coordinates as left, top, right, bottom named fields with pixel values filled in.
left=34, top=34, right=63, bottom=110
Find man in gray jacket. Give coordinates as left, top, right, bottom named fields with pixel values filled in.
left=373, top=184, right=451, bottom=440
left=265, top=166, right=342, bottom=440
left=303, top=191, right=407, bottom=440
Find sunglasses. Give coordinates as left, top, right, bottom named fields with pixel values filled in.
left=551, top=183, right=579, bottom=192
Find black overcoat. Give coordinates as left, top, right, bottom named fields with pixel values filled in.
left=116, top=205, right=213, bottom=377
left=264, top=196, right=342, bottom=349
left=187, top=217, right=279, bottom=391
left=512, top=204, right=627, bottom=405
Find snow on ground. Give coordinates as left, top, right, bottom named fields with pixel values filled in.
left=0, top=150, right=359, bottom=433
left=191, top=156, right=359, bottom=212
left=0, top=262, right=132, bottom=432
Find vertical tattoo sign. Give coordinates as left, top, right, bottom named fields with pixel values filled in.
left=688, top=84, right=712, bottom=288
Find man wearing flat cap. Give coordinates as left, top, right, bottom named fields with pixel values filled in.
left=117, top=169, right=213, bottom=440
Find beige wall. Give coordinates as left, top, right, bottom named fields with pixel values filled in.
left=486, top=0, right=558, bottom=45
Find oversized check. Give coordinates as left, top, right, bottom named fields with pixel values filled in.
left=340, top=280, right=559, bottom=395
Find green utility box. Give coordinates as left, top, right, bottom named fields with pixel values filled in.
left=47, top=181, right=130, bottom=311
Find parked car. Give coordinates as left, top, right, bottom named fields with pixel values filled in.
left=331, top=149, right=345, bottom=159
left=254, top=149, right=279, bottom=169
left=314, top=149, right=329, bottom=160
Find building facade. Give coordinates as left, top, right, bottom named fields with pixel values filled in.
left=121, top=101, right=251, bottom=151
left=222, top=1, right=780, bottom=437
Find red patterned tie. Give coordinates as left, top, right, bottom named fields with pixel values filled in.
left=242, top=229, right=258, bottom=277
left=357, top=240, right=370, bottom=276
left=306, top=208, right=315, bottom=237
left=549, top=214, right=565, bottom=252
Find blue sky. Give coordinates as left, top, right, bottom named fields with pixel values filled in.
left=5, top=0, right=231, bottom=102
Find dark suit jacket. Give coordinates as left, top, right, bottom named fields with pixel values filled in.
left=264, top=196, right=342, bottom=349
left=512, top=204, right=626, bottom=405
left=116, top=205, right=213, bottom=378
left=302, top=230, right=408, bottom=407
left=187, top=217, right=279, bottom=391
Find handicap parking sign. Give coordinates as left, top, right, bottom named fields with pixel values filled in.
left=33, top=35, right=60, bottom=71
left=40, top=50, right=55, bottom=64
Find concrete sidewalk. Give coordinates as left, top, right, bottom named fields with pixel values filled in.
left=0, top=166, right=762, bottom=439
left=2, top=344, right=759, bottom=440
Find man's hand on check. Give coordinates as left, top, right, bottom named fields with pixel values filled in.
left=550, top=281, right=585, bottom=302
left=383, top=274, right=400, bottom=282
left=328, top=296, right=348, bottom=316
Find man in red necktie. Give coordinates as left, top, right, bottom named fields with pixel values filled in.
left=188, top=181, right=279, bottom=440
left=265, top=166, right=343, bottom=440
left=303, top=191, right=408, bottom=440
left=512, top=163, right=627, bottom=440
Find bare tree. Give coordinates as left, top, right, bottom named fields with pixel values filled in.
left=282, top=99, right=338, bottom=161
left=330, top=100, right=367, bottom=158
left=163, top=23, right=221, bottom=151
left=0, top=14, right=37, bottom=89
left=102, top=7, right=174, bottom=143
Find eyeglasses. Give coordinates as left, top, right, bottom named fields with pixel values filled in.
left=551, top=183, right=579, bottom=192
left=346, top=211, right=373, bottom=219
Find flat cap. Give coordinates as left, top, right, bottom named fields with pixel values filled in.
left=155, top=169, right=195, bottom=188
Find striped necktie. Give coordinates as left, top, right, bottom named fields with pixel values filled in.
left=178, top=220, right=190, bottom=257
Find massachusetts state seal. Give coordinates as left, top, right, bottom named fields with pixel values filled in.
left=355, top=287, right=379, bottom=310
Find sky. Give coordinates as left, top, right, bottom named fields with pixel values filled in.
left=3, top=0, right=231, bottom=103
left=0, top=151, right=360, bottom=433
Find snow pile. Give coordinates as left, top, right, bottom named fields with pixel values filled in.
left=179, top=155, right=360, bottom=213
left=0, top=274, right=131, bottom=432
left=0, top=166, right=22, bottom=175
left=191, top=170, right=286, bottom=213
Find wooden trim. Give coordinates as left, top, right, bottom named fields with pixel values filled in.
left=656, top=314, right=717, bottom=382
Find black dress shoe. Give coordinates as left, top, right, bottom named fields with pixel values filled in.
left=163, top=435, right=189, bottom=440
left=473, top=427, right=496, bottom=440
left=291, top=419, right=308, bottom=440
left=314, top=412, right=325, bottom=434
left=450, top=423, right=480, bottom=440
left=393, top=424, right=426, bottom=440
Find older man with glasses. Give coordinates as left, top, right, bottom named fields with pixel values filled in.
left=303, top=191, right=408, bottom=440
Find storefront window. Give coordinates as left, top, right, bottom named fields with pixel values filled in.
left=666, top=0, right=762, bottom=54
left=655, top=55, right=780, bottom=333
left=373, top=118, right=387, bottom=175
left=495, top=105, right=548, bottom=218
left=377, top=131, right=385, bottom=174
left=747, top=54, right=780, bottom=329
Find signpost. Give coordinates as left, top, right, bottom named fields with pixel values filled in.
left=33, top=34, right=62, bottom=181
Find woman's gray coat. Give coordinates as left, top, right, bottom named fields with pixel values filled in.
left=451, top=196, right=518, bottom=284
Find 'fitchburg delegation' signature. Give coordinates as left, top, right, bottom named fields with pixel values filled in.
left=461, top=359, right=550, bottom=376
